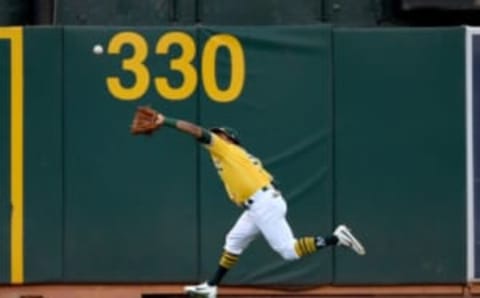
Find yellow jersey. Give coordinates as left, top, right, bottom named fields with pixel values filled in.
left=204, top=134, right=273, bottom=205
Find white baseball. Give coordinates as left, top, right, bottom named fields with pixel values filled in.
left=93, top=44, right=103, bottom=55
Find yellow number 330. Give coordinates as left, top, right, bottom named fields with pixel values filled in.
left=106, top=31, right=245, bottom=103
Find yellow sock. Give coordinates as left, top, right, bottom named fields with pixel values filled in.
left=294, top=237, right=317, bottom=257
left=219, top=251, right=239, bottom=269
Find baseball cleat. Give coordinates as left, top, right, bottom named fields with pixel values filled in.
left=334, top=225, right=366, bottom=255
left=184, top=281, right=217, bottom=298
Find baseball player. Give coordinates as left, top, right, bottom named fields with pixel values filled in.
left=130, top=106, right=366, bottom=298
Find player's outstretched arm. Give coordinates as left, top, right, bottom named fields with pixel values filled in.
left=156, top=113, right=212, bottom=144
left=130, top=106, right=211, bottom=143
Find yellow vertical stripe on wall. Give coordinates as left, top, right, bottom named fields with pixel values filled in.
left=0, top=27, right=24, bottom=284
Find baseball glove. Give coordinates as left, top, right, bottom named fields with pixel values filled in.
left=130, top=106, right=161, bottom=135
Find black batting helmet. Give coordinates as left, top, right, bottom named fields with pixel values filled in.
left=210, top=127, right=241, bottom=145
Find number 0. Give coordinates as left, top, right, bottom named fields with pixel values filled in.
left=202, top=34, right=245, bottom=103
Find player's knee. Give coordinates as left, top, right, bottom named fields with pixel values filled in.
left=274, top=245, right=299, bottom=261
left=224, top=244, right=243, bottom=255
left=225, top=232, right=237, bottom=244
left=279, top=252, right=298, bottom=261
left=224, top=234, right=247, bottom=255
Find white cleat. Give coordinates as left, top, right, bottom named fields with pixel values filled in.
left=184, top=281, right=217, bottom=298
left=334, top=224, right=366, bottom=255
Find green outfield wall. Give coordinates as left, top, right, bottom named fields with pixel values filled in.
left=0, top=25, right=466, bottom=285
left=23, top=28, right=64, bottom=283
left=334, top=27, right=466, bottom=284
left=63, top=27, right=199, bottom=282
left=0, top=34, right=11, bottom=284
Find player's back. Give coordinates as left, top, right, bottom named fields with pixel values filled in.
left=206, top=134, right=272, bottom=204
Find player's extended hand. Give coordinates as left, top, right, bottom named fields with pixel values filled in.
left=130, top=106, right=164, bottom=135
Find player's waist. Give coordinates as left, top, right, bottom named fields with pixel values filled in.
left=225, top=178, right=272, bottom=202
left=240, top=182, right=278, bottom=209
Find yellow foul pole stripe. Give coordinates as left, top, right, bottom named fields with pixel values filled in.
left=10, top=27, right=24, bottom=284
left=0, top=27, right=24, bottom=284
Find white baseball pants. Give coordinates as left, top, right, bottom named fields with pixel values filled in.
left=224, top=187, right=300, bottom=260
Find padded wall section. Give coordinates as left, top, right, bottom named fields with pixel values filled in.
left=333, top=27, right=466, bottom=283
left=23, top=27, right=63, bottom=282
left=63, top=27, right=198, bottom=282
left=0, top=33, right=10, bottom=284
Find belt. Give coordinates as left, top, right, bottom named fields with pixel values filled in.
left=242, top=185, right=275, bottom=209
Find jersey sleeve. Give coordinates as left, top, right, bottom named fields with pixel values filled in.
left=197, top=128, right=212, bottom=144
left=203, top=133, right=231, bottom=156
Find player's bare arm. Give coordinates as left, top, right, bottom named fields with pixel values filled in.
left=156, top=112, right=212, bottom=143
left=156, top=113, right=211, bottom=142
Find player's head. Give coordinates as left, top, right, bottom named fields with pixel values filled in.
left=210, top=127, right=241, bottom=145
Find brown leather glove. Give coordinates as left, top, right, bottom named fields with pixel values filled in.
left=130, top=106, right=161, bottom=135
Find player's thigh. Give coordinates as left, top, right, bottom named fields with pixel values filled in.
left=253, top=197, right=296, bottom=253
left=224, top=211, right=260, bottom=254
left=259, top=212, right=296, bottom=253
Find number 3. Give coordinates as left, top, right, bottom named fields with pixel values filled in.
left=106, top=32, right=150, bottom=101
left=155, top=32, right=197, bottom=100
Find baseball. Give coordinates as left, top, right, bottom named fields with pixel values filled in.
left=93, top=44, right=103, bottom=55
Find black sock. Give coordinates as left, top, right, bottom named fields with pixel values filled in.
left=315, top=235, right=338, bottom=248
left=208, top=266, right=228, bottom=286
left=325, top=235, right=339, bottom=246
